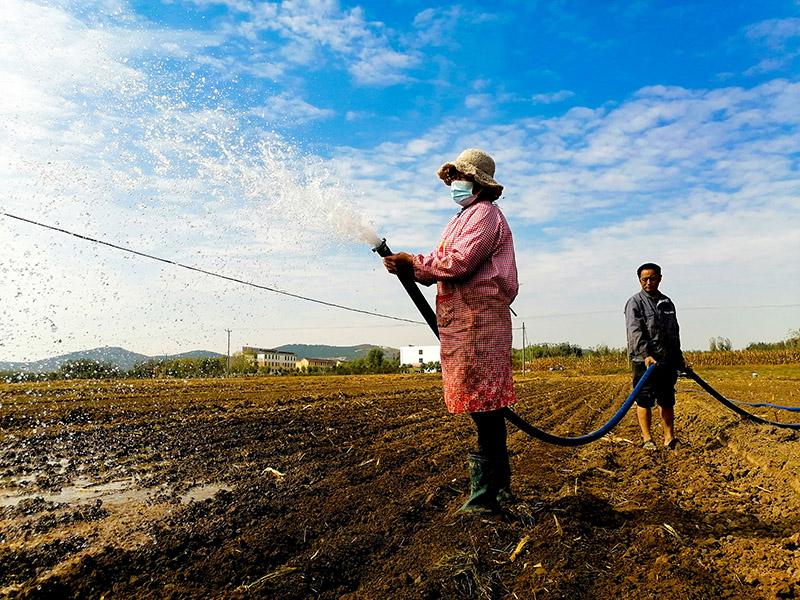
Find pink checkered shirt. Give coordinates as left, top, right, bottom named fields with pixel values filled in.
left=412, top=200, right=518, bottom=414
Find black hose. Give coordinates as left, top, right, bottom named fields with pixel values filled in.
left=373, top=238, right=651, bottom=445
left=684, top=368, right=800, bottom=430
left=372, top=240, right=438, bottom=336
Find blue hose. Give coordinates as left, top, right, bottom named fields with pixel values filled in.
left=685, top=368, right=800, bottom=430
left=502, top=364, right=655, bottom=446
left=376, top=240, right=655, bottom=445
left=381, top=236, right=800, bottom=438
left=728, top=400, right=800, bottom=412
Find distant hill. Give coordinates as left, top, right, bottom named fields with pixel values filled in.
left=166, top=350, right=225, bottom=361
left=0, top=346, right=224, bottom=373
left=276, top=344, right=399, bottom=362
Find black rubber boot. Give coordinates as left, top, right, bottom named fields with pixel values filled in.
left=458, top=453, right=501, bottom=514
left=495, top=451, right=515, bottom=504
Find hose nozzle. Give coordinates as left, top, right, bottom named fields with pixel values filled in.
left=371, top=238, right=392, bottom=258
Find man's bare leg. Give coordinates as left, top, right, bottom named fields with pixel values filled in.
left=637, top=406, right=653, bottom=442
left=661, top=406, right=675, bottom=446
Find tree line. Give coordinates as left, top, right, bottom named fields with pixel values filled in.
left=4, top=331, right=796, bottom=382
left=744, top=329, right=800, bottom=351
left=1, top=348, right=410, bottom=382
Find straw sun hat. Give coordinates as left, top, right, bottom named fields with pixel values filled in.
left=437, top=148, right=503, bottom=200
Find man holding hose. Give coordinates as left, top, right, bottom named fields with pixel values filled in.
left=625, top=263, right=686, bottom=450
left=383, top=148, right=518, bottom=515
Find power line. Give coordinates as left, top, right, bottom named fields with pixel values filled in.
left=1, top=212, right=426, bottom=326
left=675, top=303, right=800, bottom=311
left=514, top=303, right=800, bottom=321
left=4, top=212, right=797, bottom=326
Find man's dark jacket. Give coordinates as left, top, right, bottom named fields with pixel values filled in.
left=625, top=290, right=684, bottom=367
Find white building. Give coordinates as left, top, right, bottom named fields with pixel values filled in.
left=242, top=346, right=296, bottom=371
left=400, top=345, right=440, bottom=367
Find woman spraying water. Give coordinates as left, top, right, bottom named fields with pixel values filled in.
left=382, top=148, right=518, bottom=514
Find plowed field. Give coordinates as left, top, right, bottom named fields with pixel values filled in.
left=2, top=366, right=800, bottom=599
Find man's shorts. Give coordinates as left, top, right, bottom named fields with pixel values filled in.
left=632, top=362, right=678, bottom=409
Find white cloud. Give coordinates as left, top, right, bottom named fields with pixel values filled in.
left=250, top=92, right=335, bottom=124
left=463, top=87, right=522, bottom=116
left=744, top=17, right=800, bottom=74
left=344, top=110, right=372, bottom=121
left=2, top=1, right=799, bottom=361
left=189, top=0, right=254, bottom=12
left=746, top=17, right=800, bottom=49
left=465, top=93, right=493, bottom=110
left=532, top=90, right=575, bottom=104
left=512, top=200, right=799, bottom=350
left=328, top=78, right=800, bottom=349
left=409, top=6, right=497, bottom=48
left=189, top=0, right=420, bottom=87
left=350, top=47, right=418, bottom=85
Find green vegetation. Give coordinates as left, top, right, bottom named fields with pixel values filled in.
left=0, top=350, right=403, bottom=382
left=129, top=357, right=227, bottom=378
left=746, top=328, right=800, bottom=351
left=59, top=359, right=122, bottom=379
left=329, top=348, right=402, bottom=375
left=2, top=331, right=797, bottom=382
left=514, top=342, right=584, bottom=362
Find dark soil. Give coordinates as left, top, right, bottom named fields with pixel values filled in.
left=1, top=369, right=799, bottom=599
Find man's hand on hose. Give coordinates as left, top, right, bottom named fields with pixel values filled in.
left=383, top=252, right=414, bottom=275
left=644, top=356, right=658, bottom=368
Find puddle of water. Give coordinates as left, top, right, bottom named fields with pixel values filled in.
left=0, top=477, right=136, bottom=507
left=0, top=478, right=229, bottom=507
left=180, top=483, right=230, bottom=504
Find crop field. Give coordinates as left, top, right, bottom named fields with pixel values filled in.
left=2, top=365, right=800, bottom=599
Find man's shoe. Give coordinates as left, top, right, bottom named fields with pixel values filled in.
left=642, top=440, right=657, bottom=450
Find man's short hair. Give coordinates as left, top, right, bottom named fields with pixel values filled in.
left=637, top=263, right=662, bottom=278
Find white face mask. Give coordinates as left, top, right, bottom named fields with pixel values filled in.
left=451, top=180, right=477, bottom=207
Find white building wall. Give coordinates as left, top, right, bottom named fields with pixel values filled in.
left=400, top=345, right=441, bottom=366
left=254, top=350, right=296, bottom=370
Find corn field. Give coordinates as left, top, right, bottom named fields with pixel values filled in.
left=522, top=349, right=800, bottom=373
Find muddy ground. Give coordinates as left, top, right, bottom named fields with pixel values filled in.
left=2, top=366, right=800, bottom=599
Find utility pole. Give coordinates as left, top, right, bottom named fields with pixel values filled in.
left=522, top=322, right=526, bottom=376
left=225, top=329, right=232, bottom=374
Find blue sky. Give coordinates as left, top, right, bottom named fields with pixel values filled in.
left=128, top=1, right=797, bottom=147
left=1, top=0, right=799, bottom=361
